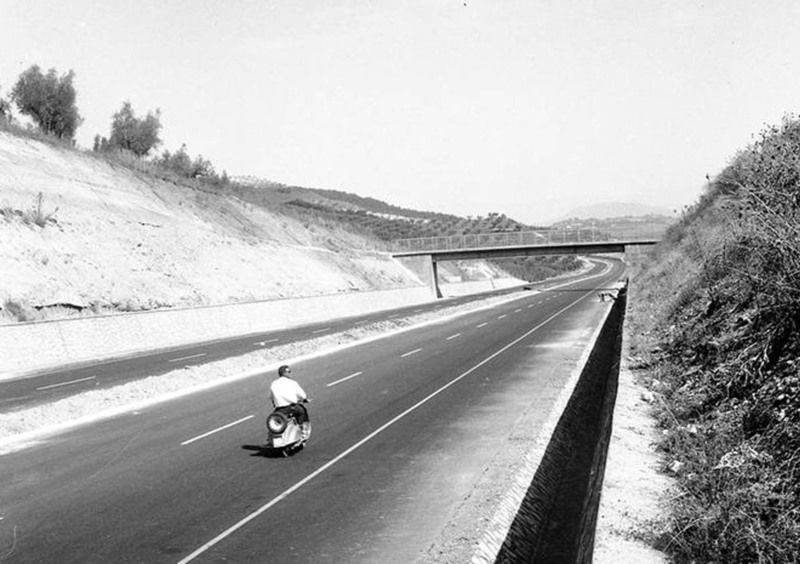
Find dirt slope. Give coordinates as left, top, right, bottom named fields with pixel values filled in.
left=0, top=132, right=427, bottom=321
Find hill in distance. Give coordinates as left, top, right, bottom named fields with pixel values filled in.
left=557, top=201, right=677, bottom=221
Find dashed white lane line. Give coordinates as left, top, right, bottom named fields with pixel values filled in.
left=181, top=415, right=254, bottom=446
left=527, top=304, right=535, bottom=308
left=401, top=348, right=422, bottom=358
left=254, top=338, right=279, bottom=346
left=446, top=333, right=461, bottom=341
left=327, top=371, right=364, bottom=387
left=514, top=308, right=522, bottom=313
left=477, top=322, right=489, bottom=328
left=36, top=376, right=96, bottom=391
left=312, top=327, right=331, bottom=335
left=168, top=353, right=207, bottom=363
left=497, top=314, right=507, bottom=319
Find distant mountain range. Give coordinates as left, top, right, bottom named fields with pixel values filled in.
left=557, top=202, right=676, bottom=221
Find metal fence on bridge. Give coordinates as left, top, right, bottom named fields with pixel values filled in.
left=390, top=227, right=663, bottom=253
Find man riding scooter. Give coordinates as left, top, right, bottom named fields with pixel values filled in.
left=269, top=364, right=310, bottom=441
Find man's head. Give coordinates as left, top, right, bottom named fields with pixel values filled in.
left=278, top=364, right=291, bottom=377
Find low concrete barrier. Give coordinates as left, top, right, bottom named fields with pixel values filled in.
left=493, top=286, right=625, bottom=563
left=0, top=286, right=434, bottom=378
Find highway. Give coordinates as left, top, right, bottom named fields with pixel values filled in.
left=1, top=287, right=537, bottom=411
left=0, top=258, right=625, bottom=563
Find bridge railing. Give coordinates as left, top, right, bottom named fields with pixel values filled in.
left=390, top=227, right=663, bottom=253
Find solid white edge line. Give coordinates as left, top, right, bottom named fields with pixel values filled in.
left=168, top=353, right=207, bottom=363
left=326, top=371, right=364, bottom=387
left=180, top=415, right=254, bottom=446
left=176, top=289, right=596, bottom=564
left=36, top=376, right=96, bottom=391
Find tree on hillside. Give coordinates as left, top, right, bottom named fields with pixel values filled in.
left=107, top=101, right=162, bottom=156
left=11, top=65, right=82, bottom=139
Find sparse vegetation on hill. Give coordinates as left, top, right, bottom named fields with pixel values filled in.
left=629, top=116, right=800, bottom=562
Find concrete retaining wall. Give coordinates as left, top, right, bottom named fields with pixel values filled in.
left=0, top=286, right=434, bottom=378
left=494, top=289, right=625, bottom=563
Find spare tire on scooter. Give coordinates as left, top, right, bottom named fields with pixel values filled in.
left=266, top=412, right=288, bottom=433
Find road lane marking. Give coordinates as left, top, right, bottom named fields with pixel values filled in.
left=387, top=314, right=399, bottom=319
left=497, top=314, right=507, bottom=319
left=176, top=290, right=594, bottom=564
left=446, top=333, right=461, bottom=341
left=181, top=415, right=254, bottom=446
left=254, top=338, right=279, bottom=346
left=514, top=308, right=522, bottom=313
left=477, top=322, right=488, bottom=328
left=35, top=376, right=97, bottom=391
left=401, top=348, right=422, bottom=358
left=327, top=371, right=364, bottom=387
left=168, top=353, right=207, bottom=363
left=527, top=304, right=534, bottom=308
left=413, top=309, right=423, bottom=313
left=312, top=327, right=331, bottom=334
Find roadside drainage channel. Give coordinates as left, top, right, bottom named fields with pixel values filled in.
left=494, top=287, right=626, bottom=563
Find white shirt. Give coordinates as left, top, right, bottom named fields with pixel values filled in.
left=270, top=376, right=308, bottom=408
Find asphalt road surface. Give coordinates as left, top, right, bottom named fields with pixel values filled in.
left=1, top=284, right=546, bottom=411
left=0, top=258, right=625, bottom=563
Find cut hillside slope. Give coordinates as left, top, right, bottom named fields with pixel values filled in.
left=627, top=117, right=800, bottom=562
left=0, top=132, right=429, bottom=321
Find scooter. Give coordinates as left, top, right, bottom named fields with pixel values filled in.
left=264, top=400, right=311, bottom=456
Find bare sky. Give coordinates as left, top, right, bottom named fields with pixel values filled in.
left=2, top=1, right=799, bottom=223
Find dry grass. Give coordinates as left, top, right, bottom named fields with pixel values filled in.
left=628, top=117, right=800, bottom=562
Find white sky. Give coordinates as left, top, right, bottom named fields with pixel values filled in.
left=2, top=1, right=799, bottom=224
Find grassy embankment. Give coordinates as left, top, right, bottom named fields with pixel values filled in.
left=629, top=117, right=800, bottom=561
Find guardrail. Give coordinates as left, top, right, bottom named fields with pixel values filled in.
left=390, top=228, right=663, bottom=253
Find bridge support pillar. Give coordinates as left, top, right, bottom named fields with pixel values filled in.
left=396, top=254, right=442, bottom=298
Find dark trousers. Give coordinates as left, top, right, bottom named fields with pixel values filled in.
left=275, top=403, right=309, bottom=424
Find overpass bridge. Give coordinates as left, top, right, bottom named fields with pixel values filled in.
left=390, top=227, right=661, bottom=297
